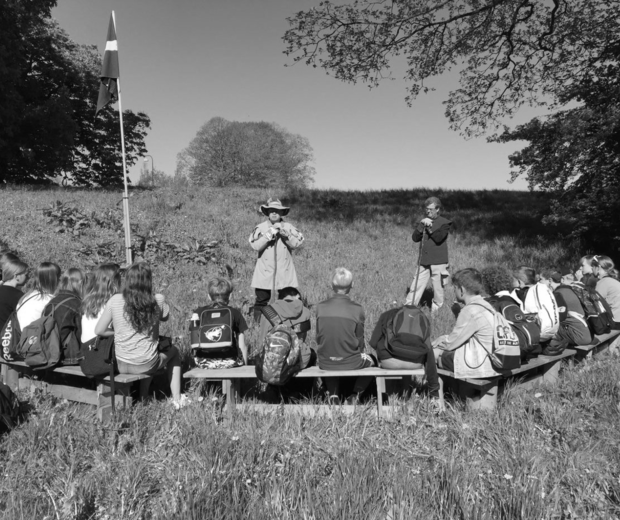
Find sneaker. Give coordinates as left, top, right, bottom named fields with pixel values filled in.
left=345, top=394, right=360, bottom=406
left=328, top=395, right=341, bottom=406
left=172, top=394, right=192, bottom=410
left=429, top=398, right=445, bottom=414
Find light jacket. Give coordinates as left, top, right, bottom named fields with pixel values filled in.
left=443, top=296, right=500, bottom=379
left=249, top=220, right=304, bottom=290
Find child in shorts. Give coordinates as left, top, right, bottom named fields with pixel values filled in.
left=191, top=278, right=248, bottom=369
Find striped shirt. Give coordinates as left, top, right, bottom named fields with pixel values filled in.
left=102, top=293, right=169, bottom=365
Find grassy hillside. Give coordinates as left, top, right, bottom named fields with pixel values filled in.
left=0, top=185, right=618, bottom=519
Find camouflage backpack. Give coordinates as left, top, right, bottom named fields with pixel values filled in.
left=254, top=306, right=301, bottom=386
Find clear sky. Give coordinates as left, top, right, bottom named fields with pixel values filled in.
left=52, top=0, right=540, bottom=191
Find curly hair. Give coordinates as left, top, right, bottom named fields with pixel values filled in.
left=82, top=263, right=121, bottom=319
left=480, top=266, right=514, bottom=296
left=122, top=263, right=159, bottom=334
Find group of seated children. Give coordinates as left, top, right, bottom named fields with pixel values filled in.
left=2, top=250, right=618, bottom=407
left=0, top=253, right=188, bottom=409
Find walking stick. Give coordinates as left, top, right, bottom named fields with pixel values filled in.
left=410, top=229, right=427, bottom=306
left=271, top=235, right=278, bottom=303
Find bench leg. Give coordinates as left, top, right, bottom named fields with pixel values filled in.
left=3, top=365, right=19, bottom=392
left=465, top=381, right=498, bottom=411
left=97, top=381, right=133, bottom=422
left=541, top=360, right=560, bottom=385
left=222, top=379, right=238, bottom=414
left=376, top=377, right=386, bottom=418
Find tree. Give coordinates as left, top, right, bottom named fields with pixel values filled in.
left=178, top=118, right=315, bottom=188
left=492, top=43, right=620, bottom=251
left=0, top=1, right=150, bottom=186
left=283, top=0, right=620, bottom=136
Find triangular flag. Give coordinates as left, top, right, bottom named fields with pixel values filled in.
left=96, top=13, right=120, bottom=116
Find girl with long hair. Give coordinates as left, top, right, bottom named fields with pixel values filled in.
left=0, top=257, right=28, bottom=330
left=81, top=263, right=121, bottom=344
left=44, top=267, right=85, bottom=365
left=592, top=255, right=620, bottom=322
left=16, top=262, right=61, bottom=329
left=95, top=263, right=188, bottom=408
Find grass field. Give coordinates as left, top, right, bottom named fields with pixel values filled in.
left=0, top=185, right=618, bottom=519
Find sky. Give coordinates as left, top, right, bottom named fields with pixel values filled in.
left=52, top=0, right=540, bottom=191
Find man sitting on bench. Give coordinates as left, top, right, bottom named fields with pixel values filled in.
left=432, top=268, right=500, bottom=379
left=316, top=268, right=377, bottom=404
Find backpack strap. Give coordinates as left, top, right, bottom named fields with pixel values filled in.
left=44, top=296, right=78, bottom=318
left=261, top=305, right=283, bottom=327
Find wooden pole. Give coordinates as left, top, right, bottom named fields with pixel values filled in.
left=116, top=77, right=132, bottom=266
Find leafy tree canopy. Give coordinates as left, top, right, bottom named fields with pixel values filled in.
left=0, top=0, right=150, bottom=186
left=283, top=0, right=620, bottom=136
left=177, top=118, right=315, bottom=189
left=492, top=42, right=620, bottom=251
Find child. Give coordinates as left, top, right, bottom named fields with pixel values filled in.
left=191, top=277, right=248, bottom=369
left=16, top=262, right=61, bottom=330
left=0, top=257, right=28, bottom=329
left=256, top=286, right=315, bottom=369
left=81, top=263, right=121, bottom=345
left=95, top=263, right=189, bottom=409
left=45, top=268, right=85, bottom=365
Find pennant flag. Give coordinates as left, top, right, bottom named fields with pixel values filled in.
left=96, top=13, right=120, bottom=116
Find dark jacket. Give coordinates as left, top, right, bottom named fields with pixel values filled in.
left=316, top=293, right=366, bottom=370
left=412, top=215, right=452, bottom=265
left=44, top=291, right=82, bottom=365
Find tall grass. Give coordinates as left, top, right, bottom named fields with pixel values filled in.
left=0, top=185, right=617, bottom=518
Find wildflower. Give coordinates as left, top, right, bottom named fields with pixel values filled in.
left=231, top=436, right=239, bottom=441
left=535, top=393, right=542, bottom=398
left=504, top=474, right=513, bottom=480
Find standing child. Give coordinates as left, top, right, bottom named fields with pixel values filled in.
left=249, top=198, right=304, bottom=321
left=191, top=278, right=248, bottom=369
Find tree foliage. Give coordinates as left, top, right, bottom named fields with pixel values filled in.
left=283, top=0, right=620, bottom=136
left=492, top=43, right=620, bottom=251
left=177, top=118, right=315, bottom=188
left=0, top=0, right=150, bottom=186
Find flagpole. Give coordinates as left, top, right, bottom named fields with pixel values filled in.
left=112, top=11, right=132, bottom=266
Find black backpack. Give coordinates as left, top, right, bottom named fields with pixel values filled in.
left=569, top=284, right=614, bottom=335
left=0, top=382, right=21, bottom=434
left=385, top=305, right=431, bottom=364
left=486, top=295, right=542, bottom=361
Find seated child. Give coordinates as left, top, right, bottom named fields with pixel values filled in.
left=191, top=278, right=248, bottom=369
left=256, top=286, right=315, bottom=369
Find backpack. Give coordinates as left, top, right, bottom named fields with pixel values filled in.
left=569, top=284, right=614, bottom=335
left=0, top=382, right=20, bottom=434
left=254, top=305, right=301, bottom=386
left=17, top=297, right=74, bottom=370
left=471, top=302, right=521, bottom=371
left=520, top=284, right=560, bottom=342
left=190, top=305, right=234, bottom=353
left=487, top=294, right=542, bottom=361
left=385, top=305, right=430, bottom=364
left=0, top=293, right=38, bottom=362
left=79, top=336, right=115, bottom=378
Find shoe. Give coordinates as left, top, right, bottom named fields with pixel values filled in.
left=429, top=398, right=445, bottom=414
left=328, top=395, right=341, bottom=406
left=172, top=394, right=192, bottom=410
left=345, top=394, right=360, bottom=406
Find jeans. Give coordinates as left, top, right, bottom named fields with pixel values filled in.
left=380, top=355, right=440, bottom=398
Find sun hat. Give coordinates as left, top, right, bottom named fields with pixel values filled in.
left=260, top=198, right=290, bottom=216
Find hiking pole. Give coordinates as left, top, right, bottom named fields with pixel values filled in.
left=410, top=228, right=427, bottom=306
left=271, top=235, right=278, bottom=304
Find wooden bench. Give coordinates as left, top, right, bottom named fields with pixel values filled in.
left=573, top=332, right=618, bottom=362
left=184, top=365, right=444, bottom=418
left=0, top=360, right=152, bottom=421
left=437, top=349, right=577, bottom=411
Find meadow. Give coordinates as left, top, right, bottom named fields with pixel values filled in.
left=0, top=185, right=618, bottom=519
